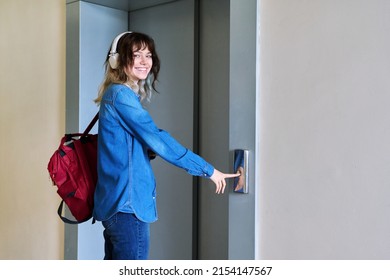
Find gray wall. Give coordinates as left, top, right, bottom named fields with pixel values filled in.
left=228, top=0, right=257, bottom=260
left=258, top=0, right=390, bottom=259
left=198, top=0, right=257, bottom=260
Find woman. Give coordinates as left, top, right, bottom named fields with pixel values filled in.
left=93, top=31, right=238, bottom=260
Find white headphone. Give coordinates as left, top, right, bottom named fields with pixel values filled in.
left=108, top=31, right=132, bottom=69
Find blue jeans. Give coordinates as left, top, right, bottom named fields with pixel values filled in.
left=102, top=212, right=150, bottom=260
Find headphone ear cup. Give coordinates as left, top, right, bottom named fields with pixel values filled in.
left=108, top=31, right=132, bottom=70
left=109, top=53, right=119, bottom=69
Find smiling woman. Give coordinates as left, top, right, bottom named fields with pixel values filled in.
left=92, top=31, right=239, bottom=260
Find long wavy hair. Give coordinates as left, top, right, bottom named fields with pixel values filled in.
left=94, top=32, right=160, bottom=103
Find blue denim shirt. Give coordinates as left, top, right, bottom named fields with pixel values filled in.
left=93, top=84, right=214, bottom=223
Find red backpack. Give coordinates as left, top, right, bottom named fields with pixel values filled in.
left=47, top=113, right=98, bottom=224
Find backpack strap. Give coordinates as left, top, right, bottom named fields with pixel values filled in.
left=82, top=112, right=99, bottom=136
left=57, top=200, right=96, bottom=224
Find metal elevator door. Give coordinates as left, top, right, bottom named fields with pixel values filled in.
left=130, top=0, right=257, bottom=260
left=129, top=0, right=198, bottom=260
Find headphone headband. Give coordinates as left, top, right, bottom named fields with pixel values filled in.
left=109, top=31, right=132, bottom=69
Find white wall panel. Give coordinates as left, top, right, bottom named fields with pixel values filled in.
left=66, top=1, right=128, bottom=260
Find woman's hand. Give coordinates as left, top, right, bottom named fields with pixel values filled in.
left=210, top=169, right=240, bottom=194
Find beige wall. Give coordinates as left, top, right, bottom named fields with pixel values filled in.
left=0, top=0, right=65, bottom=259
left=258, top=0, right=390, bottom=259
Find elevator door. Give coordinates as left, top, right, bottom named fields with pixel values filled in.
left=130, top=0, right=257, bottom=260
left=66, top=0, right=257, bottom=260
left=129, top=0, right=197, bottom=260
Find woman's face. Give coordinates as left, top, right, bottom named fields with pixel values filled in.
left=125, top=46, right=153, bottom=82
